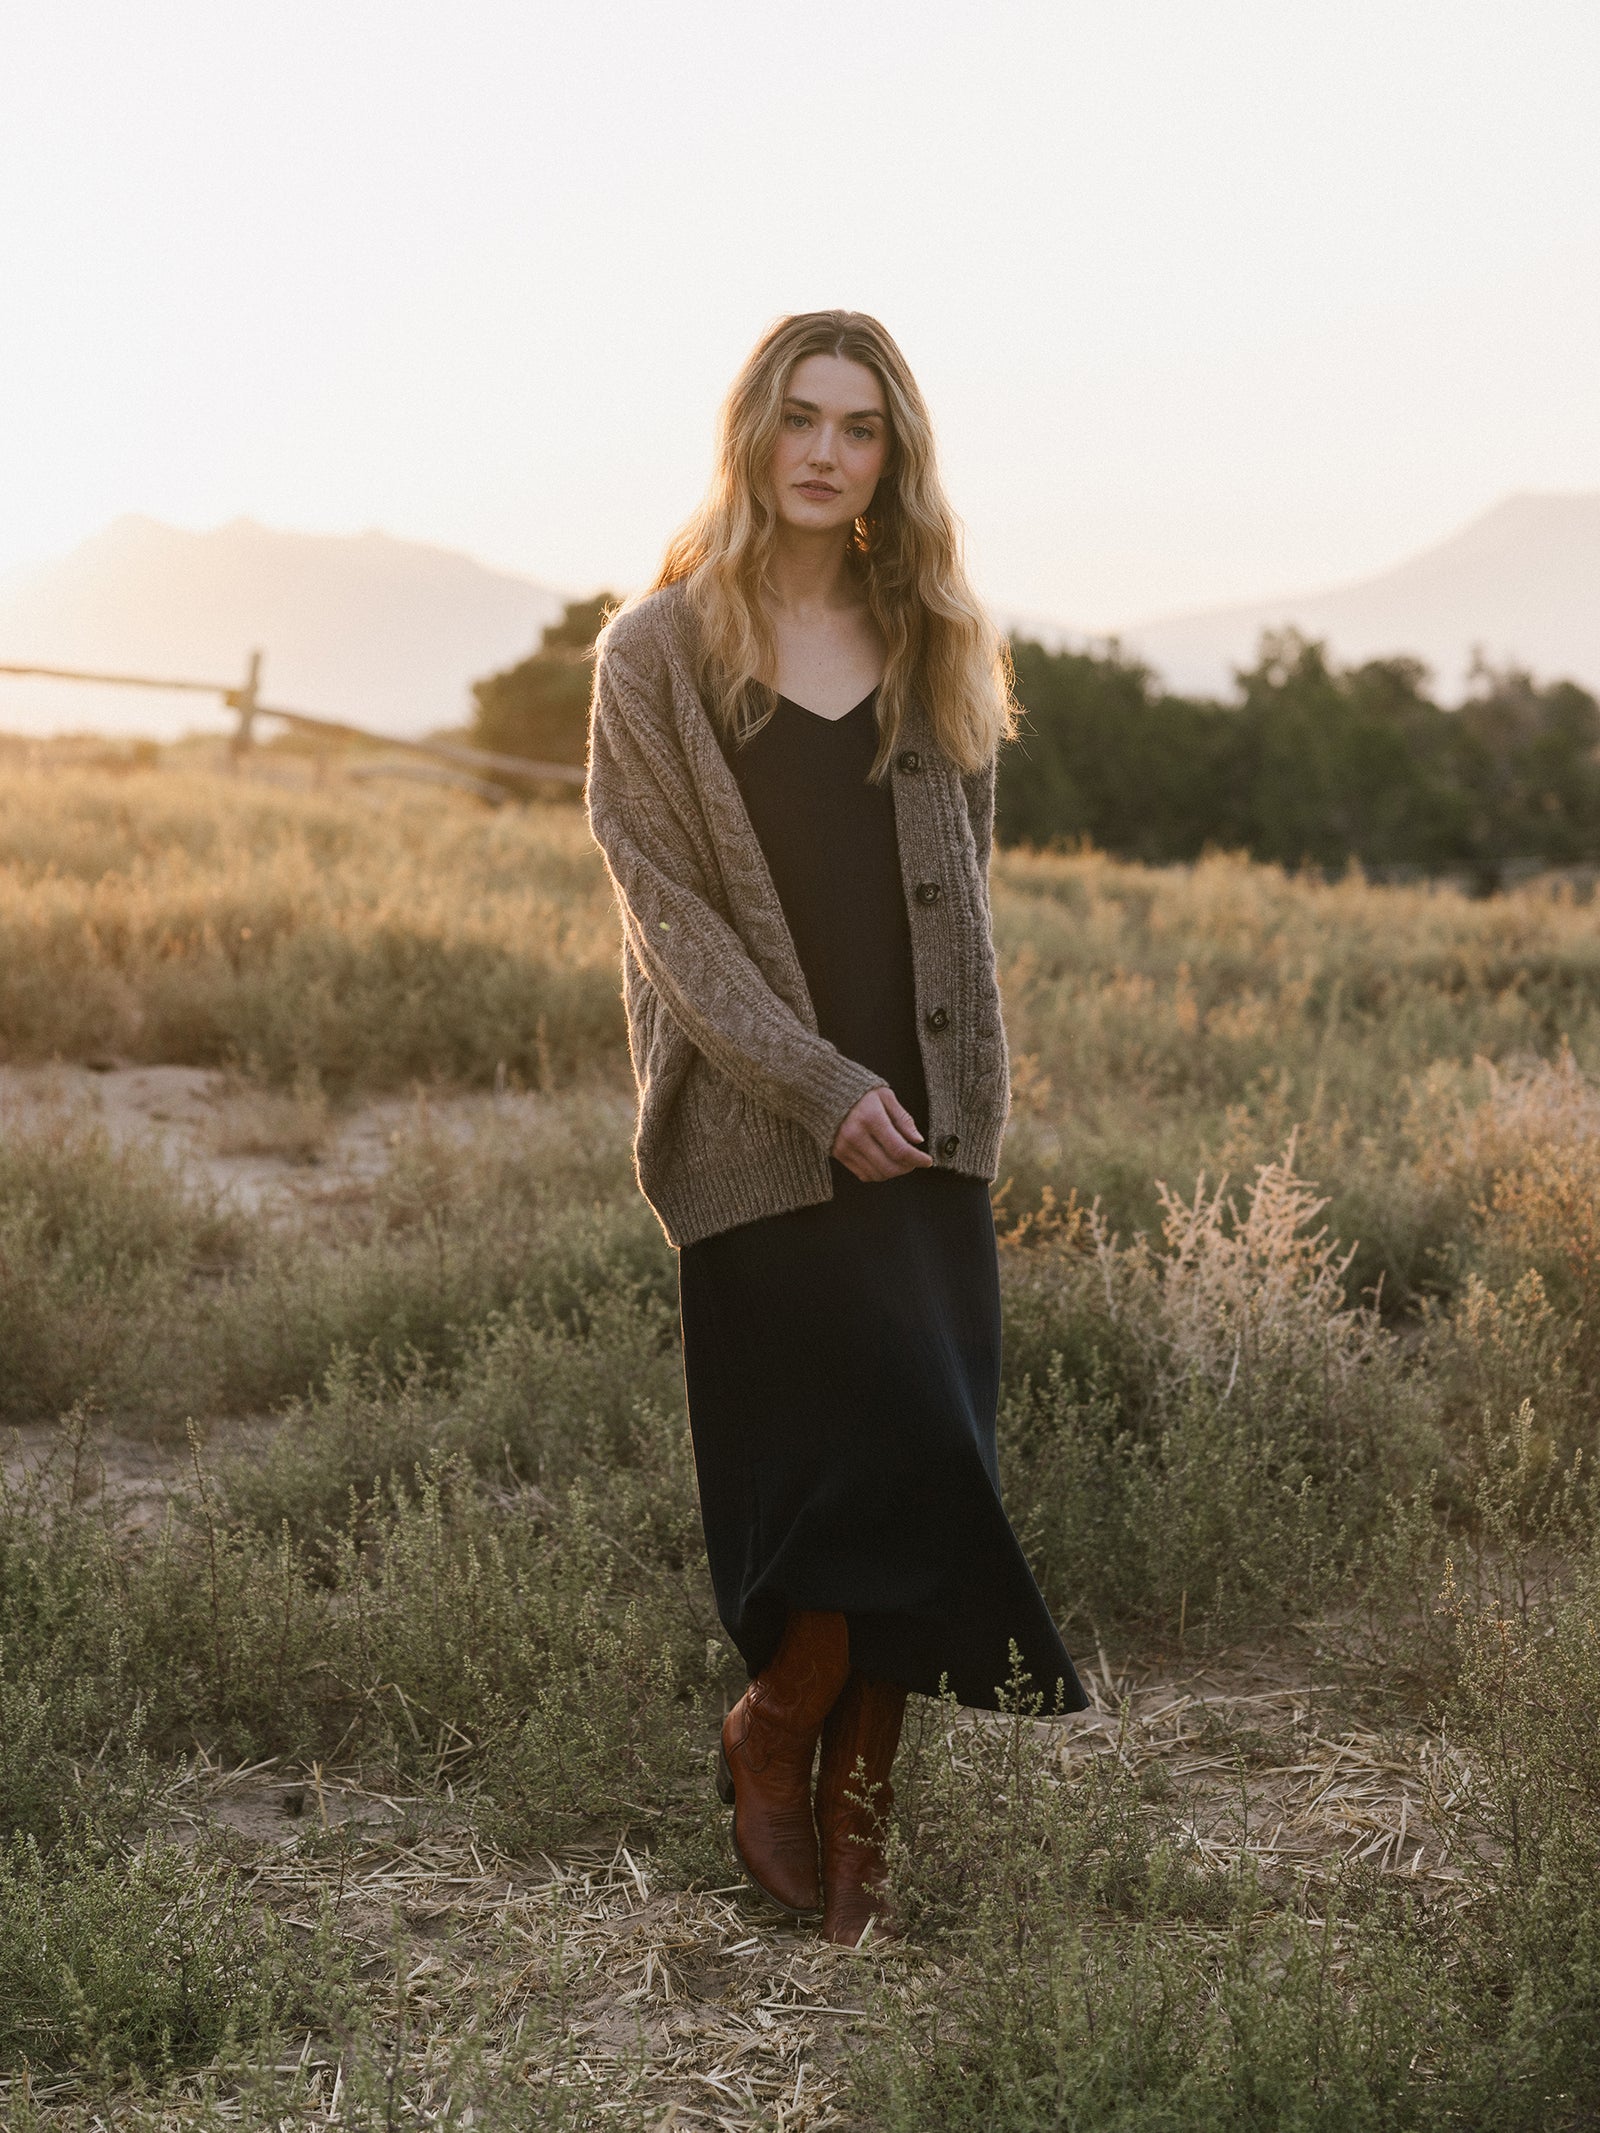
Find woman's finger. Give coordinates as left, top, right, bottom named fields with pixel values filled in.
left=832, top=1090, right=932, bottom=1180
left=858, top=1110, right=932, bottom=1175
left=839, top=1119, right=897, bottom=1180
left=867, top=1103, right=933, bottom=1169
left=881, top=1088, right=924, bottom=1143
left=848, top=1125, right=899, bottom=1177
left=875, top=1090, right=932, bottom=1167
left=861, top=1110, right=919, bottom=1166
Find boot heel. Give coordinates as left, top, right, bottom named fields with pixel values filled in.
left=715, top=1742, right=735, bottom=1806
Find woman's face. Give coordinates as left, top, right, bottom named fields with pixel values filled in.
left=768, top=353, right=890, bottom=534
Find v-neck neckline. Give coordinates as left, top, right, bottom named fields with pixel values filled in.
left=775, top=688, right=878, bottom=726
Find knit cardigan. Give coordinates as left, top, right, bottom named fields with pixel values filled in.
left=584, top=581, right=1011, bottom=1248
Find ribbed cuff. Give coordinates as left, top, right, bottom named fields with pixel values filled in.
left=784, top=1050, right=893, bottom=1156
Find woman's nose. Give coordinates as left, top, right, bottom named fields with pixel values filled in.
left=807, top=426, right=838, bottom=467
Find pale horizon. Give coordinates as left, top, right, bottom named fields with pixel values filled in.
left=9, top=480, right=1597, bottom=634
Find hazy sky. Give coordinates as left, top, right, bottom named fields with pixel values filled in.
left=2, top=1, right=1597, bottom=628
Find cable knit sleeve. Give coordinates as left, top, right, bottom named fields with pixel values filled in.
left=586, top=640, right=889, bottom=1154
left=961, top=750, right=997, bottom=883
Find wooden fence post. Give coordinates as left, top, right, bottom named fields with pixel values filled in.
left=227, top=649, right=262, bottom=763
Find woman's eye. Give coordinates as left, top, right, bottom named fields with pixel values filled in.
left=785, top=412, right=810, bottom=429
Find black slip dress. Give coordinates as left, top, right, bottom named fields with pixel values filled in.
left=676, top=688, right=1086, bottom=1714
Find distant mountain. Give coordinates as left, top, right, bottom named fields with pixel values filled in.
left=1113, top=495, right=1600, bottom=701
left=10, top=497, right=1593, bottom=740
left=0, top=517, right=567, bottom=739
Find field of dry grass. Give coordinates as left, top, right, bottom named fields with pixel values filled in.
left=3, top=759, right=1600, bottom=2128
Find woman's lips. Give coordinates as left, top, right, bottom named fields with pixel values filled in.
left=796, top=481, right=839, bottom=498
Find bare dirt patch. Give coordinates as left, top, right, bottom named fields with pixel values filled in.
left=0, top=1060, right=584, bottom=1219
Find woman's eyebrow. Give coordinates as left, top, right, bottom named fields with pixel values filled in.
left=784, top=396, right=886, bottom=421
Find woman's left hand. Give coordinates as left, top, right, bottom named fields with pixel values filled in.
left=831, top=1087, right=934, bottom=1181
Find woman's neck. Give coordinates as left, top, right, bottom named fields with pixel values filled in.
left=766, top=524, right=860, bottom=617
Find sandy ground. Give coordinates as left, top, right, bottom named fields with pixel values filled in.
left=0, top=1058, right=493, bottom=1215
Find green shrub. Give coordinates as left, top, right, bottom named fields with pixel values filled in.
left=0, top=1112, right=241, bottom=1425
left=220, top=1288, right=685, bottom=1549
left=0, top=1672, right=153, bottom=1851
left=0, top=1831, right=327, bottom=2075
left=1004, top=1365, right=1347, bottom=1640
left=1433, top=1563, right=1600, bottom=2125
left=1, top=1415, right=720, bottom=1863
left=0, top=1427, right=159, bottom=1841
left=475, top=1602, right=711, bottom=1856
left=0, top=1092, right=675, bottom=1429
left=858, top=1901, right=1446, bottom=2131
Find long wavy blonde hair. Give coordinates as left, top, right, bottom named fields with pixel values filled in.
left=650, top=310, right=1016, bottom=779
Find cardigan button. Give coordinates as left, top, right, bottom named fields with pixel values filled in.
left=939, top=1134, right=960, bottom=1158
left=896, top=748, right=922, bottom=773
left=925, top=1007, right=949, bottom=1032
left=914, top=881, right=942, bottom=905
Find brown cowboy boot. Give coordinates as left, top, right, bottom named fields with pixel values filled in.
left=816, top=1673, right=907, bottom=1947
left=716, top=1610, right=850, bottom=1915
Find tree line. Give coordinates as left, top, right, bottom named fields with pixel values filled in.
left=473, top=602, right=1600, bottom=890
left=999, top=632, right=1600, bottom=891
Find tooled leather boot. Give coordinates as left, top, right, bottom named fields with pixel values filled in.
left=716, top=1610, right=850, bottom=1915
left=817, top=1673, right=907, bottom=1947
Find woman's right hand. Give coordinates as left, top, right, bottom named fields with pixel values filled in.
left=831, top=1088, right=934, bottom=1181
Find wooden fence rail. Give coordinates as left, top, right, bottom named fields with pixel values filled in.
left=0, top=649, right=586, bottom=788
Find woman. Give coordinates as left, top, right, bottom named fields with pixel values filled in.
left=585, top=310, right=1085, bottom=1947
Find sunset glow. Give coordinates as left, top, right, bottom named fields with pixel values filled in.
left=2, top=0, right=1596, bottom=632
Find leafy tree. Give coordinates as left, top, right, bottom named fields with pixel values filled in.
left=1448, top=661, right=1600, bottom=889
left=471, top=593, right=617, bottom=768
left=999, top=640, right=1237, bottom=860
left=1228, top=632, right=1464, bottom=872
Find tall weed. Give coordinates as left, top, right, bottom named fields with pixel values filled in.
left=1000, top=1146, right=1432, bottom=1637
